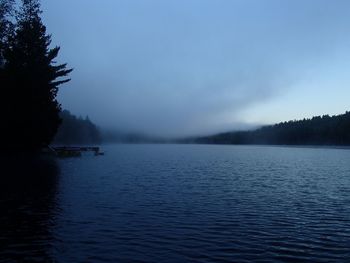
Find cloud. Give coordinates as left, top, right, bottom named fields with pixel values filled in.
left=43, top=0, right=350, bottom=136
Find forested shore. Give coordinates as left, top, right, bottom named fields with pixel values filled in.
left=189, top=112, right=350, bottom=146
left=53, top=110, right=101, bottom=145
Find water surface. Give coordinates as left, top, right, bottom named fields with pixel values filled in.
left=1, top=144, right=350, bottom=262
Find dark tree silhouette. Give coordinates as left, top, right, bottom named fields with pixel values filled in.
left=0, top=0, right=14, bottom=65
left=53, top=110, right=101, bottom=145
left=193, top=112, right=350, bottom=146
left=2, top=0, right=72, bottom=152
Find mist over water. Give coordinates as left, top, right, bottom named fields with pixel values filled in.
left=2, top=1, right=350, bottom=262
left=42, top=0, right=350, bottom=136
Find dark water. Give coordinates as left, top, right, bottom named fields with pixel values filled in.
left=1, top=144, right=350, bottom=262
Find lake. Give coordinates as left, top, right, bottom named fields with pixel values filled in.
left=1, top=144, right=350, bottom=262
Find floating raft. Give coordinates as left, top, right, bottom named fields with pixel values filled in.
left=51, top=146, right=104, bottom=158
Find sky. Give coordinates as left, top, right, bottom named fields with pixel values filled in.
left=41, top=0, right=350, bottom=137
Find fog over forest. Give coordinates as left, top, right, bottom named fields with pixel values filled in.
left=41, top=0, right=350, bottom=137
left=2, top=1, right=350, bottom=262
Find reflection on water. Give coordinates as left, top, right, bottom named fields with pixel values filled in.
left=54, top=144, right=350, bottom=262
left=1, top=145, right=350, bottom=262
left=0, top=155, right=59, bottom=262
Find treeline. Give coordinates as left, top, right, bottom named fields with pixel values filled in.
left=53, top=110, right=101, bottom=145
left=193, top=112, right=350, bottom=146
left=1, top=0, right=72, bottom=151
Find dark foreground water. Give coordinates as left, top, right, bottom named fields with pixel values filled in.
left=1, top=144, right=350, bottom=262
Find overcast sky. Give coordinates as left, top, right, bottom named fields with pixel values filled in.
left=42, top=0, right=350, bottom=136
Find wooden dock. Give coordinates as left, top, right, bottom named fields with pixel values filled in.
left=50, top=146, right=104, bottom=157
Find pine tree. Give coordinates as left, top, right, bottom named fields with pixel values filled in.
left=0, top=0, right=14, bottom=66
left=3, top=0, right=72, bottom=151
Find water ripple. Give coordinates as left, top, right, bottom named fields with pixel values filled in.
left=1, top=145, right=350, bottom=262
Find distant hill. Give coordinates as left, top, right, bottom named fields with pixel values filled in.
left=191, top=111, right=350, bottom=146
left=53, top=110, right=101, bottom=145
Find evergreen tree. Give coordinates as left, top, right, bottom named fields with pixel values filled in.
left=53, top=110, right=102, bottom=145
left=2, top=0, right=72, bottom=151
left=0, top=0, right=14, bottom=66
left=194, top=111, right=350, bottom=146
